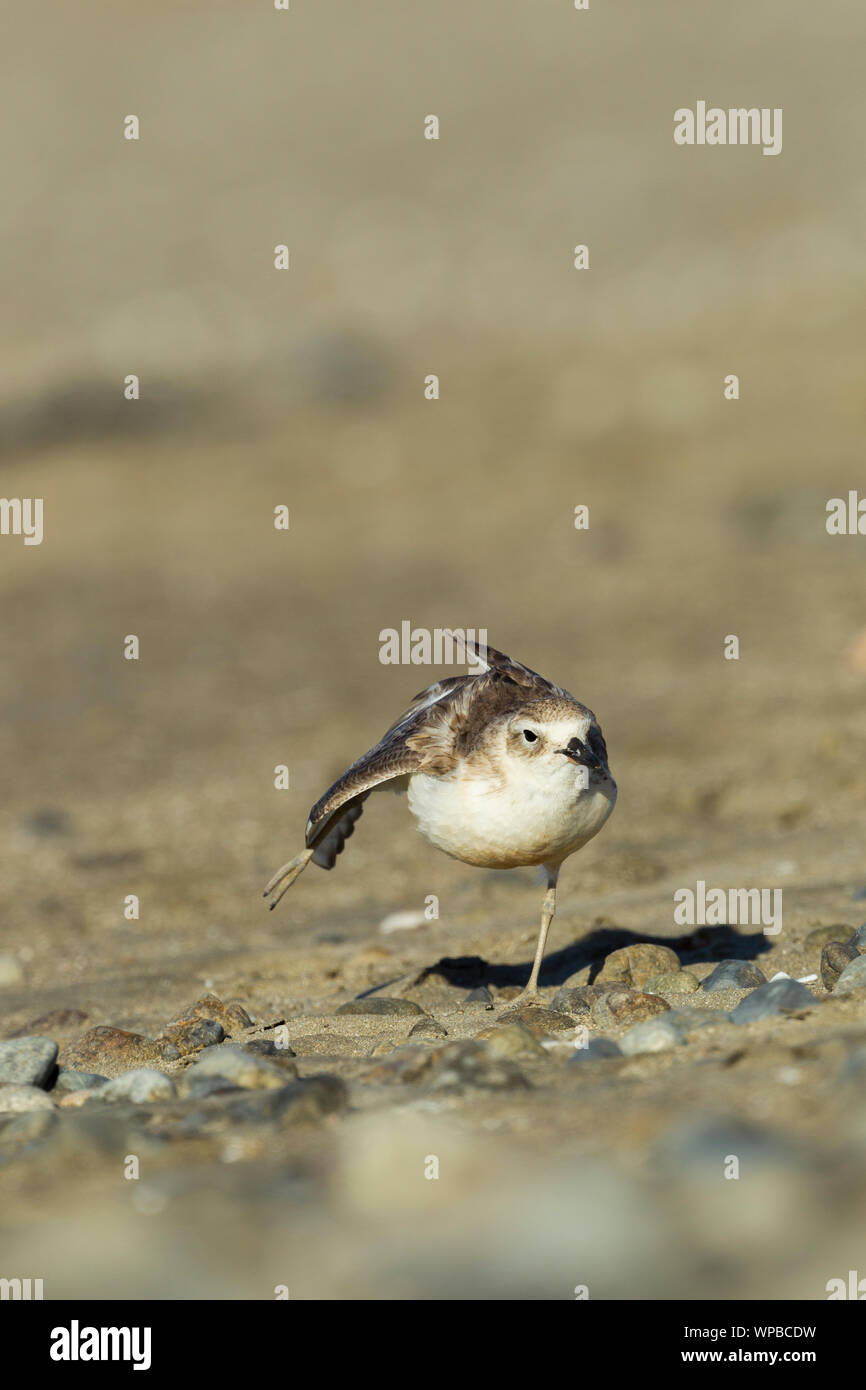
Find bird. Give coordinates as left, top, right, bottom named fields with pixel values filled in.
left=263, top=639, right=617, bottom=1002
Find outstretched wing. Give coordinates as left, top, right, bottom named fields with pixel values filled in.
left=305, top=641, right=577, bottom=868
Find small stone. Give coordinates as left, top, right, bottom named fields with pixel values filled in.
left=475, top=1022, right=547, bottom=1059
left=271, top=1075, right=348, bottom=1124
left=336, top=997, right=425, bottom=1017
left=424, top=1041, right=531, bottom=1094
left=850, top=925, right=866, bottom=949
left=596, top=943, right=681, bottom=990
left=0, top=1083, right=55, bottom=1113
left=805, top=924, right=855, bottom=948
left=700, top=960, right=768, bottom=993
left=59, top=1027, right=179, bottom=1077
left=646, top=971, right=699, bottom=996
left=463, top=986, right=494, bottom=1005
left=243, top=1038, right=291, bottom=1057
left=158, top=1018, right=225, bottom=1055
left=178, top=1075, right=246, bottom=1102
left=570, top=1037, right=622, bottom=1062
left=550, top=985, right=602, bottom=1016
left=730, top=977, right=816, bottom=1024
left=180, top=1044, right=296, bottom=1092
left=620, top=1016, right=683, bottom=1055
left=0, top=954, right=24, bottom=987
left=496, top=1003, right=575, bottom=1036
left=0, top=1036, right=58, bottom=1088
left=821, top=941, right=860, bottom=991
left=53, top=1069, right=108, bottom=1094
left=833, top=955, right=866, bottom=998
left=590, top=987, right=670, bottom=1029
left=408, top=1018, right=447, bottom=1039
left=95, top=1069, right=177, bottom=1104
left=168, top=993, right=253, bottom=1035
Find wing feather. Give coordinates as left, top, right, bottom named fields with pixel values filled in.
left=304, top=642, right=579, bottom=865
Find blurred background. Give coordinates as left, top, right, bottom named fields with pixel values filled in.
left=1, top=0, right=865, bottom=1300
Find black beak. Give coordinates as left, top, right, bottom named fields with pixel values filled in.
left=558, top=738, right=603, bottom=771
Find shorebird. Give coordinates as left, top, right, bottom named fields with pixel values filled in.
left=264, top=640, right=617, bottom=1000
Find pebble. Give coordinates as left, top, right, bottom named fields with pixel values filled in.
left=463, top=986, right=494, bottom=1005
left=168, top=993, right=253, bottom=1036
left=619, top=1015, right=684, bottom=1055
left=336, top=997, right=425, bottom=1017
left=53, top=1069, right=109, bottom=1094
left=180, top=1044, right=297, bottom=1092
left=408, top=1018, right=447, bottom=1039
left=821, top=941, right=860, bottom=991
left=423, top=1041, right=531, bottom=1094
left=0, top=1036, right=58, bottom=1088
left=645, top=971, right=698, bottom=996
left=700, top=960, right=767, bottom=992
left=497, top=1004, right=576, bottom=1036
left=550, top=985, right=601, bottom=1016
left=0, top=953, right=24, bottom=987
left=850, top=925, right=866, bottom=949
left=475, top=1022, right=547, bottom=1060
left=0, top=1083, right=56, bottom=1113
left=590, top=987, right=671, bottom=1029
left=596, top=943, right=681, bottom=990
left=158, top=1018, right=225, bottom=1055
left=729, top=977, right=816, bottom=1024
left=60, top=1027, right=180, bottom=1077
left=832, top=955, right=866, bottom=997
left=94, top=1069, right=177, bottom=1104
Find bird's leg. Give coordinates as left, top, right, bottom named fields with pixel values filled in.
left=508, top=868, right=559, bottom=1007
left=262, top=848, right=314, bottom=910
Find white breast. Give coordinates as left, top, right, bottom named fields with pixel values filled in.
left=406, top=764, right=616, bottom=870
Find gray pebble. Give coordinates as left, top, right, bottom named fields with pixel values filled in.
left=730, top=977, right=816, bottom=1024
left=833, top=955, right=866, bottom=997
left=53, top=1069, right=109, bottom=1093
left=0, top=1036, right=58, bottom=1088
left=95, top=1069, right=176, bottom=1104
left=619, top=1016, right=683, bottom=1055
left=701, top=960, right=767, bottom=992
left=850, top=924, right=866, bottom=949
left=463, top=986, right=494, bottom=1005
left=0, top=1083, right=56, bottom=1113
left=181, top=1044, right=296, bottom=1091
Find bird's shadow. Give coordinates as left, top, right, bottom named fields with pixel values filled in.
left=424, top=923, right=774, bottom=992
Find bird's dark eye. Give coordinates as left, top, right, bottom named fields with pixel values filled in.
left=523, top=729, right=538, bottom=743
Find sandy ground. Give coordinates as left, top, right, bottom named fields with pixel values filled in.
left=1, top=0, right=865, bottom=1299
